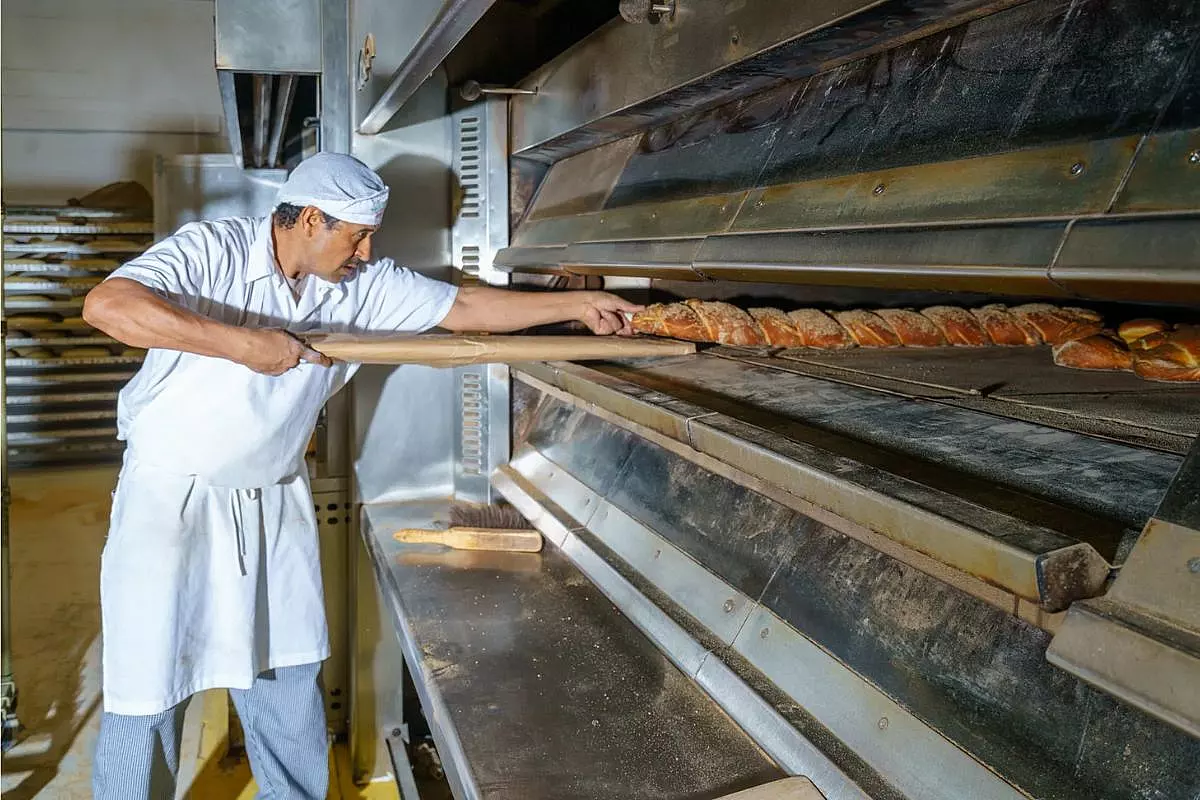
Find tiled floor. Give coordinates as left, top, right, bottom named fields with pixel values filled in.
left=0, top=465, right=397, bottom=800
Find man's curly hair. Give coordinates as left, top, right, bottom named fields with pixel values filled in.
left=273, top=203, right=340, bottom=230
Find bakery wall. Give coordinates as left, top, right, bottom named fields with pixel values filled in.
left=1, top=0, right=227, bottom=204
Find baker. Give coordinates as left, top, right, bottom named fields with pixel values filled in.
left=82, top=153, right=640, bottom=799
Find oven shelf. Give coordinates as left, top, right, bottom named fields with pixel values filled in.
left=512, top=347, right=1190, bottom=611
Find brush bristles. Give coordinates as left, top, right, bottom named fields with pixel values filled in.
left=448, top=502, right=533, bottom=531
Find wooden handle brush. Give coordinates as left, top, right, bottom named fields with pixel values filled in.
left=393, top=501, right=543, bottom=553
left=393, top=526, right=543, bottom=553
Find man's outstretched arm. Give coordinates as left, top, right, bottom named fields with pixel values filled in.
left=439, top=286, right=642, bottom=335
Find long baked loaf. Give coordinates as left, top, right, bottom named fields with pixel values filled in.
left=1052, top=334, right=1133, bottom=372
left=749, top=308, right=806, bottom=347
left=1011, top=304, right=1103, bottom=346
left=972, top=304, right=1041, bottom=346
left=685, top=299, right=766, bottom=345
left=920, top=306, right=990, bottom=346
left=631, top=303, right=709, bottom=341
left=787, top=309, right=855, bottom=349
left=631, top=300, right=1134, bottom=356
left=874, top=309, right=946, bottom=347
left=833, top=310, right=901, bottom=347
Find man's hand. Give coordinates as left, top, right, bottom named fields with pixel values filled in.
left=575, top=291, right=643, bottom=336
left=439, top=285, right=645, bottom=334
left=239, top=329, right=333, bottom=375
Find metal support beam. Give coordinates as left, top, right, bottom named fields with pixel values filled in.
left=320, top=0, right=351, bottom=153
left=251, top=74, right=273, bottom=168
left=217, top=71, right=244, bottom=169
left=266, top=74, right=298, bottom=169
left=357, top=0, right=498, bottom=135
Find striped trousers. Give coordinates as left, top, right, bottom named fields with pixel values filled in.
left=93, top=662, right=329, bottom=800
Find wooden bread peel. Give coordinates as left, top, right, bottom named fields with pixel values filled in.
left=393, top=526, right=544, bottom=553
left=307, top=333, right=695, bottom=366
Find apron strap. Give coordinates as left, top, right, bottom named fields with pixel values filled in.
left=228, top=487, right=261, bottom=577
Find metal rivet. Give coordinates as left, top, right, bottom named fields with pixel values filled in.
left=390, top=727, right=403, bottom=738
left=877, top=717, right=889, bottom=730
left=1189, top=150, right=1200, bottom=165
left=873, top=183, right=886, bottom=195
left=1070, top=161, right=1086, bottom=176
left=1188, top=557, right=1200, bottom=573
left=760, top=627, right=770, bottom=639
left=731, top=32, right=740, bottom=44
left=723, top=599, right=736, bottom=613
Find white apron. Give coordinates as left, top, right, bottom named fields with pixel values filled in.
left=98, top=215, right=458, bottom=716
left=100, top=355, right=342, bottom=716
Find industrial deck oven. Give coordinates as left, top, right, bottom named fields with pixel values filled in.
left=343, top=1, right=1200, bottom=798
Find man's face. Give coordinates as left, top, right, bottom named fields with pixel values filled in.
left=297, top=206, right=376, bottom=282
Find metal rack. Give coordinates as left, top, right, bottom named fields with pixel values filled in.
left=2, top=210, right=153, bottom=467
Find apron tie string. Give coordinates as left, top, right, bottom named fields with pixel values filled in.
left=229, top=487, right=259, bottom=577
left=230, top=491, right=247, bottom=576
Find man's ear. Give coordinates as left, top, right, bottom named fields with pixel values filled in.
left=299, top=205, right=324, bottom=235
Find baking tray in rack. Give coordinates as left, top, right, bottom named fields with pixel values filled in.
left=6, top=370, right=139, bottom=386
left=5, top=355, right=144, bottom=369
left=6, top=335, right=120, bottom=348
left=5, top=441, right=125, bottom=466
left=6, top=317, right=96, bottom=333
left=3, top=205, right=148, bottom=220
left=4, top=390, right=121, bottom=405
left=3, top=239, right=150, bottom=255
left=4, top=297, right=87, bottom=312
left=4, top=278, right=102, bottom=294
left=4, top=259, right=123, bottom=275
left=8, top=427, right=119, bottom=445
left=3, top=221, right=154, bottom=235
left=7, top=407, right=118, bottom=425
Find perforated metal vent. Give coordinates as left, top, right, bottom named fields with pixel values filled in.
left=461, top=244, right=481, bottom=277
left=449, top=100, right=510, bottom=503
left=459, top=371, right=483, bottom=476
left=457, top=116, right=481, bottom=219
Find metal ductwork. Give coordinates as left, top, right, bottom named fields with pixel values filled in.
left=214, top=0, right=324, bottom=167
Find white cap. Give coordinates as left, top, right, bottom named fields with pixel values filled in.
left=275, top=153, right=389, bottom=226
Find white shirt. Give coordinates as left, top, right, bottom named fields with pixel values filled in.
left=109, top=216, right=458, bottom=487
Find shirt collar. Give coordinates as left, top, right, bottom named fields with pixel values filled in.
left=247, top=217, right=279, bottom=284
left=247, top=217, right=348, bottom=300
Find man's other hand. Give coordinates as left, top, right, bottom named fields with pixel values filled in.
left=241, top=329, right=333, bottom=375
left=577, top=292, right=643, bottom=336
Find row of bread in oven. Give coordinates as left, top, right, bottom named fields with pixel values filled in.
left=631, top=300, right=1103, bottom=348
left=631, top=300, right=1198, bottom=381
